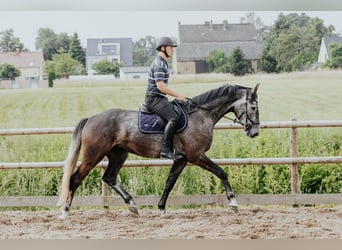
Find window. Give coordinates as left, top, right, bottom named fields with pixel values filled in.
left=98, top=42, right=120, bottom=55
left=102, top=45, right=117, bottom=54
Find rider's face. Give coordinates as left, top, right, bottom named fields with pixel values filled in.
left=165, top=46, right=174, bottom=57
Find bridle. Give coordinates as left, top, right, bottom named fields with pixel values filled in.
left=186, top=88, right=259, bottom=130
left=235, top=99, right=260, bottom=131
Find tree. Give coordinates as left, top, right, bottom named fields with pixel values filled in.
left=48, top=71, right=56, bottom=88
left=260, top=44, right=278, bottom=73
left=92, top=59, right=121, bottom=77
left=228, top=47, right=251, bottom=76
left=0, top=29, right=25, bottom=52
left=206, top=49, right=229, bottom=73
left=56, top=32, right=71, bottom=52
left=133, top=36, right=157, bottom=66
left=36, top=28, right=58, bottom=60
left=0, top=63, right=21, bottom=80
left=325, top=43, right=342, bottom=69
left=262, top=12, right=337, bottom=73
left=36, top=28, right=81, bottom=62
left=44, top=49, right=84, bottom=79
left=270, top=26, right=305, bottom=72
left=69, top=33, right=85, bottom=66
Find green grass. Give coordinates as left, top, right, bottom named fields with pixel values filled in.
left=0, top=70, right=342, bottom=199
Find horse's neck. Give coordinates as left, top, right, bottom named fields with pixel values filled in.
left=202, top=90, right=245, bottom=123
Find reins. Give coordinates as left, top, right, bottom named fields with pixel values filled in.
left=185, top=98, right=246, bottom=126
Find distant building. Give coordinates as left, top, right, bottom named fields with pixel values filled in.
left=86, top=38, right=133, bottom=75
left=0, top=51, right=44, bottom=88
left=175, top=20, right=264, bottom=74
left=317, top=36, right=342, bottom=64
left=119, top=66, right=150, bottom=80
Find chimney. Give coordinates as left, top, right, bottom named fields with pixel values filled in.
left=223, top=20, right=228, bottom=30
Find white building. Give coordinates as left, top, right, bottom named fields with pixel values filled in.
left=317, top=36, right=342, bottom=64
left=119, top=66, right=150, bottom=80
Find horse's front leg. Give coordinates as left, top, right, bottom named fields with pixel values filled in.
left=222, top=179, right=238, bottom=211
left=191, top=154, right=238, bottom=211
left=158, top=158, right=188, bottom=216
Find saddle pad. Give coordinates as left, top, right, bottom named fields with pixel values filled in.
left=138, top=102, right=188, bottom=134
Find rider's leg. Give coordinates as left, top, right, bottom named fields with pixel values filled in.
left=145, top=95, right=183, bottom=161
left=160, top=118, right=183, bottom=160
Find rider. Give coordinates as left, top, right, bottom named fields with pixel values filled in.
left=145, top=36, right=187, bottom=161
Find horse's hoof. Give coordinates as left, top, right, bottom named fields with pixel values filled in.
left=229, top=198, right=239, bottom=212
left=59, top=206, right=69, bottom=219
left=128, top=205, right=139, bottom=215
left=230, top=205, right=239, bottom=213
left=160, top=209, right=167, bottom=217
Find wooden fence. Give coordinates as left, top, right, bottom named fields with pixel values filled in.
left=1, top=119, right=342, bottom=208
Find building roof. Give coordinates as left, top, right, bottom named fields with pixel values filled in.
left=177, top=21, right=263, bottom=61
left=323, top=36, right=342, bottom=46
left=178, top=21, right=258, bottom=43
left=322, top=36, right=342, bottom=58
left=0, top=51, right=44, bottom=68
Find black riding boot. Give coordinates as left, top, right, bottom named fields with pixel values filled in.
left=160, top=119, right=183, bottom=160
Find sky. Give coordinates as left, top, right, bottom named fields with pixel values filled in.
left=0, top=11, right=342, bottom=51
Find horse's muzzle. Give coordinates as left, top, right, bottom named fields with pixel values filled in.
left=245, top=126, right=259, bottom=138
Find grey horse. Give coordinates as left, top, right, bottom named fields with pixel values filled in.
left=57, top=83, right=260, bottom=219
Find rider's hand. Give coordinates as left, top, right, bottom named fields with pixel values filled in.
left=176, top=95, right=187, bottom=102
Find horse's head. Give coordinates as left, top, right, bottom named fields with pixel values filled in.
left=234, top=83, right=260, bottom=138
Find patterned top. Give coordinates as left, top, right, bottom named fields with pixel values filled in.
left=146, top=55, right=169, bottom=96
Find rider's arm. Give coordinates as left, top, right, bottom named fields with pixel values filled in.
left=156, top=81, right=186, bottom=101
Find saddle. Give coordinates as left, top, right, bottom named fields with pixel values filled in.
left=138, top=100, right=188, bottom=134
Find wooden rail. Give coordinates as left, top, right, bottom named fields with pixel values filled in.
left=0, top=119, right=342, bottom=208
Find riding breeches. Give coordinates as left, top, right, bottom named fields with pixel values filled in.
left=145, top=94, right=180, bottom=123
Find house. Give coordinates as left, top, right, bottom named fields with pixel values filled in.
left=317, top=36, right=342, bottom=64
left=86, top=38, right=133, bottom=75
left=119, top=66, right=150, bottom=80
left=175, top=20, right=264, bottom=74
left=0, top=51, right=44, bottom=88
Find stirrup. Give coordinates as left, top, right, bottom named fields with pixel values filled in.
left=160, top=151, right=183, bottom=160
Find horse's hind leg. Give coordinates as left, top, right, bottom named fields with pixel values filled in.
left=102, top=148, right=139, bottom=215
left=191, top=154, right=238, bottom=211
left=64, top=147, right=106, bottom=215
left=60, top=158, right=104, bottom=219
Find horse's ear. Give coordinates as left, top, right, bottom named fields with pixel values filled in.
left=252, top=83, right=260, bottom=95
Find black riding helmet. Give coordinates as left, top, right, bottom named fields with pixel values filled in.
left=156, top=36, right=177, bottom=57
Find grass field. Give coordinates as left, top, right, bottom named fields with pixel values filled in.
left=0, top=70, right=342, bottom=198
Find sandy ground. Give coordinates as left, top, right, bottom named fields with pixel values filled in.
left=1, top=206, right=342, bottom=239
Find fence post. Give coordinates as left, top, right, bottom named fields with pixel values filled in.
left=101, top=167, right=109, bottom=209
left=290, top=118, right=299, bottom=206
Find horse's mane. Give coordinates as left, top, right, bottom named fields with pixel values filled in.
left=191, top=84, right=243, bottom=106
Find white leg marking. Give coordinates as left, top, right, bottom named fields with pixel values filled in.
left=59, top=206, right=69, bottom=220
left=229, top=198, right=238, bottom=207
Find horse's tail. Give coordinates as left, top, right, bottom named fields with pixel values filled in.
left=57, top=118, right=88, bottom=207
